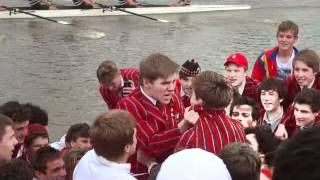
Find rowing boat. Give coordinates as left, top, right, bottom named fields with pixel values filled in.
left=0, top=5, right=251, bottom=19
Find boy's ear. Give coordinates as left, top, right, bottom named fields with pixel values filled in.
left=70, top=140, right=76, bottom=148
left=252, top=121, right=257, bottom=127
left=124, top=144, right=131, bottom=153
left=143, top=78, right=154, bottom=89
left=196, top=98, right=203, bottom=105
left=279, top=98, right=283, bottom=103
left=34, top=170, right=43, bottom=179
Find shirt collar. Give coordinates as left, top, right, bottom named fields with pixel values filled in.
left=300, top=78, right=315, bottom=90
left=263, top=107, right=284, bottom=132
left=95, top=151, right=131, bottom=173
left=180, top=84, right=187, bottom=97
left=299, top=123, right=314, bottom=130
left=140, top=86, right=157, bottom=106
left=238, top=78, right=246, bottom=95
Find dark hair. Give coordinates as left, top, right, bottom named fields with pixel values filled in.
left=294, top=89, right=320, bottom=113
left=147, top=164, right=162, bottom=180
left=139, top=53, right=179, bottom=85
left=230, top=96, right=260, bottom=121
left=0, top=114, right=13, bottom=143
left=0, top=101, right=29, bottom=123
left=96, top=60, right=119, bottom=85
left=245, top=125, right=280, bottom=167
left=277, top=20, right=299, bottom=38
left=273, top=127, right=320, bottom=180
left=23, top=103, right=48, bottom=126
left=293, top=49, right=320, bottom=73
left=192, top=71, right=232, bottom=109
left=31, top=146, right=61, bottom=173
left=220, top=143, right=261, bottom=180
left=258, top=78, right=287, bottom=105
left=65, top=123, right=90, bottom=144
left=24, top=132, right=49, bottom=149
left=63, top=149, right=86, bottom=180
left=0, top=159, right=33, bottom=180
left=90, top=110, right=136, bottom=160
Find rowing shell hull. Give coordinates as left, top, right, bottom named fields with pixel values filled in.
left=0, top=5, right=251, bottom=19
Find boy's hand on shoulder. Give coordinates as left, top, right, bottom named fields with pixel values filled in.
left=184, top=106, right=199, bottom=125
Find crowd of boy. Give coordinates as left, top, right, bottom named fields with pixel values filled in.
left=1, top=19, right=320, bottom=180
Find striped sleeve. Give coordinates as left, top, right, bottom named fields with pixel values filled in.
left=117, top=98, right=181, bottom=157
left=175, top=128, right=195, bottom=152
left=122, top=68, right=140, bottom=86
left=99, top=84, right=117, bottom=109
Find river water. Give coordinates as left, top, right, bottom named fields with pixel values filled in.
left=0, top=0, right=319, bottom=140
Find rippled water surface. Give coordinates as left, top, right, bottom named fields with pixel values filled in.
left=0, top=0, right=320, bottom=139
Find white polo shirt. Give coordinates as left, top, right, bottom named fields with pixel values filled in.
left=74, top=150, right=136, bottom=180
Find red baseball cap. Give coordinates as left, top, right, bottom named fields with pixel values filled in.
left=224, top=53, right=248, bottom=68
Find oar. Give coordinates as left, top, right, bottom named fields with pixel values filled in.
left=94, top=2, right=170, bottom=23
left=0, top=6, right=72, bottom=25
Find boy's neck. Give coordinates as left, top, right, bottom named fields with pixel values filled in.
left=278, top=48, right=293, bottom=59
left=266, top=106, right=283, bottom=121
left=110, top=154, right=129, bottom=164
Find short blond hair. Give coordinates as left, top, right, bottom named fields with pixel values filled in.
left=139, top=53, right=179, bottom=85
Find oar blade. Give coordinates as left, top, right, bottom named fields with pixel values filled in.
left=57, top=20, right=72, bottom=25
left=157, top=19, right=171, bottom=23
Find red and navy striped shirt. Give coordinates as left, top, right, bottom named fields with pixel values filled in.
left=175, top=107, right=246, bottom=154
left=117, top=87, right=184, bottom=173
left=284, top=73, right=320, bottom=110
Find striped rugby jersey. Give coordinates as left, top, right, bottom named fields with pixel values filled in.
left=176, top=107, right=246, bottom=154
left=117, top=88, right=184, bottom=174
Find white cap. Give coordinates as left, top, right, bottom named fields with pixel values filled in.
left=156, top=148, right=232, bottom=180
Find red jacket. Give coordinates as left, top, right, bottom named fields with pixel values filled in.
left=252, top=46, right=298, bottom=82
left=291, top=120, right=320, bottom=137
left=243, top=76, right=259, bottom=102
left=259, top=106, right=296, bottom=137
left=175, top=107, right=246, bottom=155
left=284, top=73, right=320, bottom=109
left=99, top=68, right=139, bottom=109
left=279, top=104, right=320, bottom=138
left=174, top=80, right=191, bottom=108
left=116, top=88, right=184, bottom=173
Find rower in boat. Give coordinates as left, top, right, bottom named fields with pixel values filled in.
left=117, top=0, right=190, bottom=8
left=171, top=0, right=191, bottom=6
left=118, top=0, right=141, bottom=8
left=28, top=0, right=57, bottom=10
left=73, top=0, right=95, bottom=9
